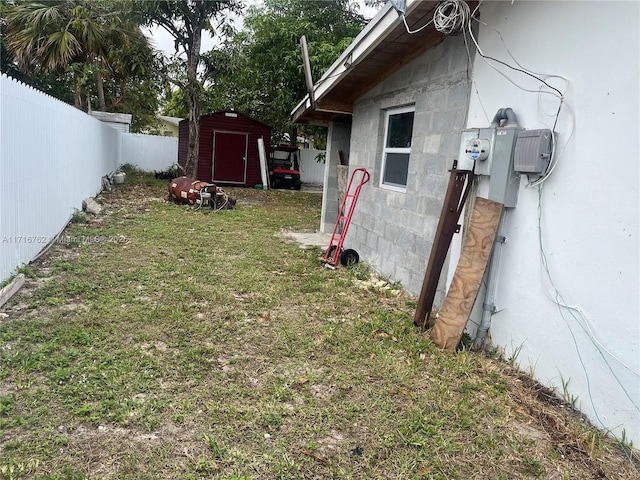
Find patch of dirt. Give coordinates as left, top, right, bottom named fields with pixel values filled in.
left=317, top=430, right=347, bottom=455
left=500, top=365, right=639, bottom=479
left=311, top=383, right=337, bottom=401
left=225, top=187, right=269, bottom=207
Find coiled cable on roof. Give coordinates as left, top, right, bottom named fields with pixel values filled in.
left=433, top=0, right=470, bottom=34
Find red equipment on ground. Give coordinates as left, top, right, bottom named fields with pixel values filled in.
left=168, top=177, right=211, bottom=205
left=168, top=176, right=235, bottom=210
left=322, top=168, right=370, bottom=267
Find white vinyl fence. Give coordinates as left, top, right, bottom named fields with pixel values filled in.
left=298, top=149, right=325, bottom=184
left=119, top=133, right=178, bottom=172
left=0, top=74, right=177, bottom=282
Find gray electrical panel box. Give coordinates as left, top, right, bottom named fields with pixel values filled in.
left=488, top=126, right=522, bottom=208
left=457, top=124, right=523, bottom=207
left=514, top=129, right=553, bottom=174
left=475, top=127, right=495, bottom=176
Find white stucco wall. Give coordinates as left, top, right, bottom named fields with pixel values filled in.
left=453, top=1, right=639, bottom=444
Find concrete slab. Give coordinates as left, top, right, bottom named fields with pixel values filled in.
left=269, top=183, right=322, bottom=194
left=301, top=183, right=323, bottom=193
left=281, top=231, right=331, bottom=249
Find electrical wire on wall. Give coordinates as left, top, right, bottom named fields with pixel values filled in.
left=400, top=0, right=638, bottom=463
left=401, top=0, right=470, bottom=35
left=465, top=1, right=572, bottom=187
left=433, top=0, right=470, bottom=34
left=538, top=185, right=640, bottom=469
left=463, top=1, right=637, bottom=461
left=400, top=0, right=572, bottom=186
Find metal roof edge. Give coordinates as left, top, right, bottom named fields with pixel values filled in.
left=158, top=115, right=184, bottom=126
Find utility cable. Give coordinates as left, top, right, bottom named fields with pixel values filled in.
left=433, top=0, right=470, bottom=34
left=538, top=186, right=640, bottom=406
left=401, top=12, right=433, bottom=34
left=463, top=4, right=574, bottom=187
left=538, top=185, right=640, bottom=471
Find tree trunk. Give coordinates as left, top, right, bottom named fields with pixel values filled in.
left=74, top=79, right=83, bottom=110
left=97, top=71, right=106, bottom=111
left=185, top=89, right=200, bottom=178
left=74, top=90, right=83, bottom=109
left=184, top=21, right=204, bottom=179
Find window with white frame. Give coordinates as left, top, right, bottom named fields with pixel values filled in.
left=380, top=106, right=415, bottom=191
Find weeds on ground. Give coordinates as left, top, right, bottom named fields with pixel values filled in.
left=0, top=173, right=636, bottom=479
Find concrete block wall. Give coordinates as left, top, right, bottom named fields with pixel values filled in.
left=346, top=35, right=471, bottom=299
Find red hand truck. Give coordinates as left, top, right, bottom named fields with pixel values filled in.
left=322, top=167, right=370, bottom=267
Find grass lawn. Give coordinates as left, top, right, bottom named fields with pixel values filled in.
left=0, top=171, right=637, bottom=479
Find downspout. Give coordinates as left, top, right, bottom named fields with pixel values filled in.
left=474, top=210, right=507, bottom=350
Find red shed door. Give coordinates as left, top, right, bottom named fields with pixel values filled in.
left=213, top=131, right=248, bottom=184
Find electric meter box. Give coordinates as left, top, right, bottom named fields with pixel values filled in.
left=457, top=125, right=522, bottom=207
left=457, top=129, right=480, bottom=172
left=514, top=129, right=553, bottom=174
left=457, top=128, right=495, bottom=174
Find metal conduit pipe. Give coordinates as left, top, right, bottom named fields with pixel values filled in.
left=490, top=107, right=519, bottom=127
left=473, top=210, right=508, bottom=350
left=473, top=108, right=518, bottom=349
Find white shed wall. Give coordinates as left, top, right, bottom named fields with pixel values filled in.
left=455, top=1, right=639, bottom=443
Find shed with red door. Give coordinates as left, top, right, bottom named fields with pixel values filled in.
left=178, top=110, right=271, bottom=187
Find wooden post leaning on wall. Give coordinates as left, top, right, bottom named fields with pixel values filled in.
left=414, top=162, right=474, bottom=329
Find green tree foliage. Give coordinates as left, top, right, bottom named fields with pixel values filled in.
left=1, top=0, right=160, bottom=132
left=0, top=20, right=74, bottom=104
left=161, top=88, right=188, bottom=118
left=130, top=0, right=241, bottom=177
left=209, top=0, right=366, bottom=145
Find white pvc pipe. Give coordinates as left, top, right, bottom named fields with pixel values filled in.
left=257, top=137, right=269, bottom=189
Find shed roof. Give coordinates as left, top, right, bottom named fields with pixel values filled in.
left=292, top=0, right=470, bottom=125
left=157, top=115, right=183, bottom=126
left=180, top=109, right=272, bottom=130
left=91, top=111, right=132, bottom=125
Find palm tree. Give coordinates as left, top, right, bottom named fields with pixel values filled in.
left=3, top=1, right=152, bottom=111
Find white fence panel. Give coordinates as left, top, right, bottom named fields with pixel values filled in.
left=120, top=133, right=178, bottom=172
left=299, top=149, right=325, bottom=184
left=1, top=74, right=119, bottom=282
left=2, top=74, right=325, bottom=282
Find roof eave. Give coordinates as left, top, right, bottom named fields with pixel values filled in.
left=292, top=0, right=440, bottom=125
left=291, top=2, right=399, bottom=125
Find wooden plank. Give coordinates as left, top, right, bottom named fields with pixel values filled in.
left=0, top=273, right=25, bottom=309
left=414, top=169, right=471, bottom=329
left=430, top=198, right=503, bottom=351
